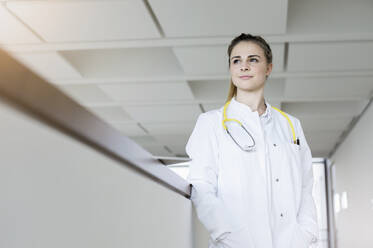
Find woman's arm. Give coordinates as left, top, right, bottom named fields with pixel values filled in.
left=186, top=113, right=233, bottom=242
left=295, top=119, right=319, bottom=246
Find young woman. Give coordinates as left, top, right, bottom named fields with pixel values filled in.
left=186, top=33, right=319, bottom=248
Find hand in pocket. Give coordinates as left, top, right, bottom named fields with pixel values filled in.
left=219, top=225, right=255, bottom=248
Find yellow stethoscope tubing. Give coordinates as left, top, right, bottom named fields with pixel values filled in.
left=222, top=100, right=297, bottom=144
left=271, top=106, right=297, bottom=143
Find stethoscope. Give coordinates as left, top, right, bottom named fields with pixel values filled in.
left=222, top=100, right=299, bottom=152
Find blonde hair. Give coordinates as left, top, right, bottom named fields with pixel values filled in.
left=226, top=79, right=237, bottom=102
left=226, top=33, right=272, bottom=102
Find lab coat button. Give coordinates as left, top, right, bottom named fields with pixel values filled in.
left=275, top=178, right=279, bottom=182
left=273, top=143, right=277, bottom=147
left=280, top=213, right=283, bottom=217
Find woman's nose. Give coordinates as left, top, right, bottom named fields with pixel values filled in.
left=240, top=64, right=249, bottom=71
left=240, top=61, right=250, bottom=71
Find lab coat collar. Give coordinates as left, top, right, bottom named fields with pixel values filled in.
left=229, top=97, right=272, bottom=121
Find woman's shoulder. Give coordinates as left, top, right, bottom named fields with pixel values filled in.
left=196, top=106, right=223, bottom=124
left=191, top=106, right=224, bottom=136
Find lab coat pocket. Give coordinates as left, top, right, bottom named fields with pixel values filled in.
left=288, top=143, right=301, bottom=163
left=218, top=225, right=256, bottom=248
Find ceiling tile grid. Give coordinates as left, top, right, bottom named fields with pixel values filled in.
left=297, top=116, right=353, bottom=133
left=141, top=122, right=195, bottom=136
left=153, top=134, right=191, bottom=156
left=148, top=0, right=288, bottom=37
left=58, top=84, right=114, bottom=105
left=202, top=102, right=225, bottom=112
left=130, top=135, right=174, bottom=157
left=285, top=77, right=373, bottom=101
left=142, top=144, right=174, bottom=157
left=0, top=5, right=41, bottom=44
left=287, top=41, right=373, bottom=72
left=12, top=52, right=82, bottom=80
left=6, top=1, right=161, bottom=42
left=123, top=104, right=202, bottom=123
left=1, top=0, right=372, bottom=158
left=173, top=45, right=228, bottom=76
left=109, top=122, right=148, bottom=137
left=88, top=106, right=133, bottom=123
left=287, top=0, right=373, bottom=34
left=282, top=101, right=367, bottom=119
left=173, top=43, right=284, bottom=76
left=61, top=47, right=184, bottom=78
left=98, top=81, right=194, bottom=103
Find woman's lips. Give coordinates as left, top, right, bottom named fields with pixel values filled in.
left=239, top=76, right=253, bottom=79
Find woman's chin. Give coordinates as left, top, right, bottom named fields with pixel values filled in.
left=235, top=84, right=265, bottom=93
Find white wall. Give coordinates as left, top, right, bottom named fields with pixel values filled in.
left=331, top=101, right=373, bottom=248
left=0, top=100, right=193, bottom=248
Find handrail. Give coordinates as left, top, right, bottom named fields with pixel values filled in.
left=0, top=49, right=191, bottom=199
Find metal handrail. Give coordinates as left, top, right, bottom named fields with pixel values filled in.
left=0, top=49, right=191, bottom=199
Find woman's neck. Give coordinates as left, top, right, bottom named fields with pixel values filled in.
left=235, top=89, right=266, bottom=116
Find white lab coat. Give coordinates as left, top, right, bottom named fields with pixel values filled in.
left=186, top=98, right=319, bottom=248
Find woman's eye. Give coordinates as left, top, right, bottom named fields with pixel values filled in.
left=250, top=58, right=258, bottom=62
left=232, top=59, right=240, bottom=64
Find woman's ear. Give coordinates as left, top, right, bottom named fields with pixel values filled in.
left=266, top=63, right=273, bottom=76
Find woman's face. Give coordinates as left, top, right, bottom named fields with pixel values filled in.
left=229, top=41, right=272, bottom=93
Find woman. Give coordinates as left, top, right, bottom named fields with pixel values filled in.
left=186, top=33, right=319, bottom=248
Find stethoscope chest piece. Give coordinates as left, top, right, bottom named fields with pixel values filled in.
left=222, top=100, right=297, bottom=152
left=225, top=120, right=256, bottom=152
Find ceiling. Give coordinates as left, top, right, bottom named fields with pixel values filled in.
left=1, top=0, right=373, bottom=158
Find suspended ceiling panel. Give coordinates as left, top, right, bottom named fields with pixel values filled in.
left=12, top=52, right=82, bottom=80
left=311, top=150, right=329, bottom=158
left=305, top=130, right=343, bottom=151
left=173, top=44, right=284, bottom=76
left=202, top=102, right=225, bottom=112
left=130, top=135, right=159, bottom=146
left=308, top=143, right=336, bottom=158
left=98, top=81, right=194, bottom=103
left=173, top=46, right=228, bottom=76
left=282, top=101, right=367, bottom=118
left=285, top=77, right=373, bottom=100
left=298, top=116, right=353, bottom=132
left=6, top=1, right=161, bottom=42
left=88, top=106, right=133, bottom=123
left=153, top=134, right=190, bottom=154
left=189, top=78, right=285, bottom=101
left=61, top=48, right=184, bottom=78
left=287, top=41, right=373, bottom=72
left=142, top=144, right=173, bottom=157
left=264, top=79, right=285, bottom=99
left=142, top=122, right=195, bottom=136
left=58, top=84, right=113, bottom=104
left=307, top=131, right=341, bottom=144
left=123, top=104, right=202, bottom=123
left=188, top=80, right=229, bottom=101
left=148, top=0, right=288, bottom=37
left=271, top=44, right=285, bottom=72
left=130, top=135, right=173, bottom=156
left=109, top=122, right=148, bottom=137
left=287, top=0, right=373, bottom=34
left=0, top=5, right=41, bottom=44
